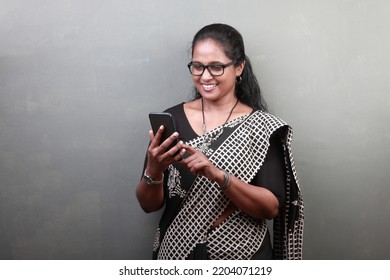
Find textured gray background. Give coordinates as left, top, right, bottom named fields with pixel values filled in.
left=1, top=0, right=389, bottom=259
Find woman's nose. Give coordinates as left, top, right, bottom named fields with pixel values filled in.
left=201, top=67, right=213, bottom=79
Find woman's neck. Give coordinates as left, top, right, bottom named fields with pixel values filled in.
left=200, top=96, right=239, bottom=113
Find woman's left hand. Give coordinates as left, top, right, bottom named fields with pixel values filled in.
left=179, top=143, right=279, bottom=219
left=179, top=143, right=221, bottom=182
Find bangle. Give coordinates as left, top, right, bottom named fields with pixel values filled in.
left=219, top=170, right=231, bottom=191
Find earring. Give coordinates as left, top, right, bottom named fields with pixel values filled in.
left=236, top=76, right=242, bottom=84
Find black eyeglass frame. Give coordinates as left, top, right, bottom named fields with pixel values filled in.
left=187, top=61, right=235, bottom=76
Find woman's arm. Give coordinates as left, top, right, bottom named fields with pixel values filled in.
left=179, top=138, right=285, bottom=220
left=213, top=171, right=279, bottom=219
left=135, top=126, right=183, bottom=213
left=136, top=168, right=165, bottom=213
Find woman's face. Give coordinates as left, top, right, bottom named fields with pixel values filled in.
left=191, top=39, right=244, bottom=102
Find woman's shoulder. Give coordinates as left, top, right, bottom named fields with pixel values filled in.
left=250, top=110, right=292, bottom=139
left=169, top=100, right=201, bottom=123
left=252, top=110, right=288, bottom=126
left=164, top=102, right=185, bottom=116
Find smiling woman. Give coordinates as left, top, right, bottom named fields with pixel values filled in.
left=189, top=38, right=242, bottom=104
left=135, top=23, right=304, bottom=260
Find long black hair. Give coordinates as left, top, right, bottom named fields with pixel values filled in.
left=190, top=23, right=268, bottom=111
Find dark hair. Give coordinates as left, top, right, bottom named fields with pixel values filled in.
left=190, top=23, right=267, bottom=111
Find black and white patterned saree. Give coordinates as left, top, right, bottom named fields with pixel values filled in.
left=151, top=103, right=304, bottom=260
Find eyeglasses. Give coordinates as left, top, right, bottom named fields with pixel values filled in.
left=187, top=61, right=234, bottom=76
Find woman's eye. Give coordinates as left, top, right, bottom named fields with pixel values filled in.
left=192, top=64, right=204, bottom=70
left=209, top=65, right=223, bottom=71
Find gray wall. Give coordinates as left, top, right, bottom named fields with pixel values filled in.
left=1, top=0, right=389, bottom=260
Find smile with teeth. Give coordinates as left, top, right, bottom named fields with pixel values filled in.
left=202, top=83, right=217, bottom=90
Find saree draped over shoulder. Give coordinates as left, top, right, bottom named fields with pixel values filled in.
left=152, top=109, right=304, bottom=260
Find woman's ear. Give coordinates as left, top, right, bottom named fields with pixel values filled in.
left=236, top=60, right=245, bottom=76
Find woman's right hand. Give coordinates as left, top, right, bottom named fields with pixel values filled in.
left=136, top=125, right=184, bottom=213
left=145, top=125, right=183, bottom=177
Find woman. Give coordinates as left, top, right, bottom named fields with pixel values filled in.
left=136, top=23, right=304, bottom=259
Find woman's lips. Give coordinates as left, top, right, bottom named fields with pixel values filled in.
left=202, top=83, right=217, bottom=91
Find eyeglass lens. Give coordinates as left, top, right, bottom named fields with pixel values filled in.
left=188, top=63, right=231, bottom=76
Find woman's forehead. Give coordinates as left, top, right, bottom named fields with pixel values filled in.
left=192, top=39, right=228, bottom=61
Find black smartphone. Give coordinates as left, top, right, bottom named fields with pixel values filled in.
left=148, top=112, right=178, bottom=151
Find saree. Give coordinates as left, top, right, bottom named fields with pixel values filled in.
left=152, top=109, right=304, bottom=260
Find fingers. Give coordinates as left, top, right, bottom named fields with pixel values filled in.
left=180, top=143, right=197, bottom=155
left=178, top=144, right=198, bottom=164
left=148, top=129, right=155, bottom=142
left=179, top=143, right=203, bottom=163
left=178, top=144, right=211, bottom=175
left=146, top=127, right=183, bottom=175
left=173, top=147, right=187, bottom=162
left=149, top=126, right=179, bottom=152
left=150, top=133, right=184, bottom=166
left=159, top=132, right=179, bottom=153
left=149, top=126, right=164, bottom=147
left=148, top=134, right=211, bottom=174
